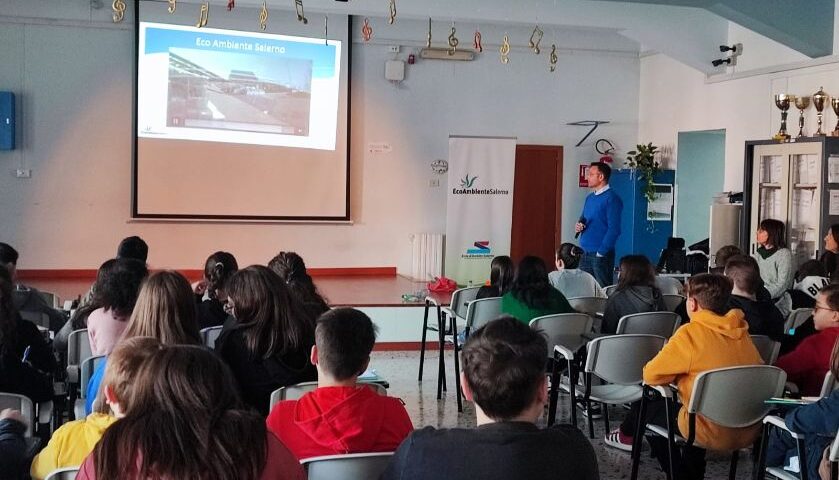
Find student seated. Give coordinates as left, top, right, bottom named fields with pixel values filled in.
left=777, top=284, right=839, bottom=396
left=0, top=409, right=28, bottom=480
left=790, top=259, right=829, bottom=310
left=86, top=258, right=148, bottom=356
left=77, top=236, right=149, bottom=310
left=267, top=308, right=413, bottom=459
left=724, top=255, right=785, bottom=341
left=382, top=317, right=598, bottom=479
left=548, top=244, right=604, bottom=298
left=601, top=255, right=666, bottom=334
left=30, top=337, right=157, bottom=479
left=767, top=337, right=839, bottom=480
left=476, top=255, right=514, bottom=299
left=77, top=344, right=305, bottom=480
left=605, top=274, right=763, bottom=480
left=268, top=252, right=330, bottom=320
left=0, top=242, right=66, bottom=332
left=192, top=251, right=238, bottom=329
left=501, top=256, right=574, bottom=325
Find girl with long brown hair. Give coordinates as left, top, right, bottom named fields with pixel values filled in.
left=77, top=344, right=305, bottom=480
left=216, top=265, right=317, bottom=415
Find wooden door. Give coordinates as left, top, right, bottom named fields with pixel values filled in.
left=510, top=145, right=563, bottom=267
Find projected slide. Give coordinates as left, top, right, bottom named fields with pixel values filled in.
left=138, top=23, right=341, bottom=150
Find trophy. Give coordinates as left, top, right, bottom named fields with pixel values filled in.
left=795, top=96, right=810, bottom=138
left=813, top=87, right=829, bottom=136
left=774, top=94, right=793, bottom=142
left=832, top=98, right=839, bottom=136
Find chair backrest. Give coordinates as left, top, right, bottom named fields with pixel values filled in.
left=529, top=313, right=593, bottom=357
left=830, top=426, right=839, bottom=463
left=269, top=382, right=387, bottom=409
left=44, top=467, right=80, bottom=480
left=655, top=276, right=685, bottom=295
left=67, top=329, right=92, bottom=367
left=661, top=294, right=685, bottom=312
left=450, top=286, right=483, bottom=319
left=616, top=311, right=681, bottom=338
left=464, top=297, right=503, bottom=333
left=821, top=372, right=839, bottom=398
left=688, top=365, right=786, bottom=428
left=200, top=326, right=223, bottom=349
left=585, top=334, right=667, bottom=385
left=603, top=285, right=618, bottom=297
left=0, top=392, right=34, bottom=437
left=785, top=308, right=814, bottom=333
left=566, top=297, right=607, bottom=317
left=750, top=335, right=781, bottom=365
left=79, top=355, right=106, bottom=400
left=37, top=291, right=60, bottom=309
left=303, top=452, right=394, bottom=480
left=20, top=310, right=51, bottom=330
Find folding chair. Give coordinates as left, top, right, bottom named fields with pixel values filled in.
left=822, top=372, right=838, bottom=398
left=616, top=311, right=681, bottom=338
left=447, top=297, right=502, bottom=412
left=825, top=428, right=839, bottom=480
left=74, top=355, right=105, bottom=420
left=531, top=313, right=593, bottom=426
left=567, top=297, right=607, bottom=317
left=554, top=334, right=666, bottom=436
left=37, top=291, right=60, bottom=309
left=603, top=285, right=618, bottom=297
left=656, top=276, right=685, bottom=295
left=200, top=326, right=223, bottom=348
left=0, top=392, right=35, bottom=437
left=662, top=294, right=686, bottom=313
left=751, top=335, right=781, bottom=365
left=44, top=467, right=80, bottom=480
left=785, top=308, right=814, bottom=334
left=269, top=381, right=387, bottom=409
left=302, top=452, right=394, bottom=480
left=632, top=365, right=786, bottom=480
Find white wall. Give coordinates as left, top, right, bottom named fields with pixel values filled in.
left=0, top=5, right=640, bottom=272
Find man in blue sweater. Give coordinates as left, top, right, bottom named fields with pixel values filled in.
left=575, top=162, right=623, bottom=287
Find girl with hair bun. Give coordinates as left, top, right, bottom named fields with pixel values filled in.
left=193, top=251, right=238, bottom=329
left=548, top=243, right=605, bottom=299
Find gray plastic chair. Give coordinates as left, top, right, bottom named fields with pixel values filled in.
left=634, top=365, right=786, bottom=480
left=529, top=313, right=593, bottom=359
left=44, top=467, right=79, bottom=480
left=74, top=355, right=106, bottom=420
left=821, top=372, right=838, bottom=398
left=751, top=335, right=781, bottom=365
left=567, top=297, right=607, bottom=317
left=826, top=427, right=839, bottom=480
left=200, top=326, right=223, bottom=348
left=269, top=381, right=387, bottom=409
left=616, top=311, right=681, bottom=338
left=785, top=308, right=814, bottom=333
left=447, top=297, right=503, bottom=412
left=0, top=393, right=34, bottom=437
left=603, top=285, right=618, bottom=297
left=302, top=452, right=394, bottom=480
left=662, top=294, right=686, bottom=312
left=66, top=329, right=92, bottom=385
left=556, top=334, right=666, bottom=437
left=655, top=276, right=685, bottom=295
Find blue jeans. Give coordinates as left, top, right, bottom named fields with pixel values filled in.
left=579, top=251, right=615, bottom=288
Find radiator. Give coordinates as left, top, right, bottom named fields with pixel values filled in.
left=409, top=233, right=444, bottom=281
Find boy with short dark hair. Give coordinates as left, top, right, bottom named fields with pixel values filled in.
left=266, top=308, right=413, bottom=460
left=724, top=255, right=785, bottom=341
left=381, top=316, right=599, bottom=480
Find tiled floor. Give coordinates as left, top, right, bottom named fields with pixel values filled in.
left=372, top=350, right=757, bottom=480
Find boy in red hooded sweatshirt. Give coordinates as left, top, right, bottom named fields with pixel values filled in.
left=266, top=307, right=413, bottom=460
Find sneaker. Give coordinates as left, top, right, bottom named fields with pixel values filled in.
left=604, top=429, right=634, bottom=452
left=578, top=401, right=602, bottom=419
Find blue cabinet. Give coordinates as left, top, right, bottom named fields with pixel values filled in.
left=609, top=169, right=675, bottom=264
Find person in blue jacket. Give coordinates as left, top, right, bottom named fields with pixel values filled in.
left=767, top=337, right=839, bottom=479
left=575, top=162, right=623, bottom=288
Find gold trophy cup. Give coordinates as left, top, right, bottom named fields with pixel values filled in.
left=813, top=87, right=829, bottom=136
left=774, top=94, right=793, bottom=142
left=831, top=98, right=839, bottom=136
left=795, top=96, right=811, bottom=138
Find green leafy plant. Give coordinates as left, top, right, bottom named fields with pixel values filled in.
left=625, top=143, right=661, bottom=203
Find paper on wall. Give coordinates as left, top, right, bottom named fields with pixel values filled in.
left=829, top=156, right=839, bottom=183
left=830, top=190, right=839, bottom=216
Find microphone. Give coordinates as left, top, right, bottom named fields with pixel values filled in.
left=575, top=216, right=586, bottom=239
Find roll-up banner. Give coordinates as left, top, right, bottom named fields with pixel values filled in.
left=445, top=136, right=517, bottom=285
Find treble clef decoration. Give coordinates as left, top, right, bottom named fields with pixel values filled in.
left=426, top=18, right=432, bottom=48
left=549, top=44, right=558, bottom=72
left=196, top=2, right=209, bottom=28
left=259, top=1, right=268, bottom=30
left=448, top=25, right=458, bottom=55
left=112, top=0, right=126, bottom=23
left=295, top=0, right=308, bottom=24
left=227, top=0, right=235, bottom=11
left=500, top=35, right=510, bottom=64
left=362, top=18, right=373, bottom=42
left=388, top=0, right=396, bottom=25
left=529, top=25, right=543, bottom=55
left=473, top=30, right=482, bottom=53
left=167, top=0, right=176, bottom=14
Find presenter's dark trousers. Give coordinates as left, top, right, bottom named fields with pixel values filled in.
left=580, top=251, right=614, bottom=288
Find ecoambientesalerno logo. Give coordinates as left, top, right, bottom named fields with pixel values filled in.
left=452, top=173, right=509, bottom=195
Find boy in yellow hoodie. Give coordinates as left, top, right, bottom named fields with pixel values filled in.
left=30, top=337, right=160, bottom=479
left=604, top=273, right=763, bottom=479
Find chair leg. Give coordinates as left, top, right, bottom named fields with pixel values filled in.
left=728, top=449, right=739, bottom=480
left=663, top=397, right=675, bottom=480
left=436, top=307, right=446, bottom=400
left=797, top=437, right=809, bottom=480
left=547, top=352, right=559, bottom=426
left=569, top=363, right=579, bottom=429
left=602, top=402, right=610, bottom=434
left=753, top=423, right=770, bottom=480
left=418, top=301, right=430, bottom=381
left=831, top=461, right=837, bottom=480
left=452, top=313, right=462, bottom=413
left=630, top=390, right=648, bottom=480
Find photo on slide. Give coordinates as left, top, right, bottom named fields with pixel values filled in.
left=166, top=48, right=313, bottom=136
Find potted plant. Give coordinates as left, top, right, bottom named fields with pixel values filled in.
left=625, top=143, right=661, bottom=203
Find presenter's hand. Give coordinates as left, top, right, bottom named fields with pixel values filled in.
left=575, top=222, right=586, bottom=234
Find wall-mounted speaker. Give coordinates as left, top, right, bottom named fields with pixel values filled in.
left=0, top=92, right=15, bottom=151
